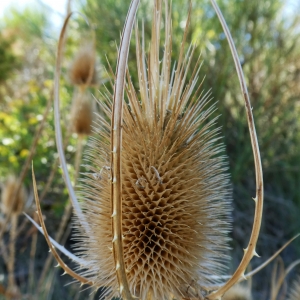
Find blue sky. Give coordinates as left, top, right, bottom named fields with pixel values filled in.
left=0, top=0, right=299, bottom=29
left=0, top=0, right=66, bottom=16
left=0, top=0, right=67, bottom=30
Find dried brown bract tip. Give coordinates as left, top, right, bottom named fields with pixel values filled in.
left=69, top=43, right=97, bottom=87
left=1, top=176, right=26, bottom=216
left=288, top=276, right=300, bottom=300
left=223, top=284, right=252, bottom=300
left=70, top=92, right=93, bottom=136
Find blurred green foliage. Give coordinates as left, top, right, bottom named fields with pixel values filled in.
left=0, top=0, right=299, bottom=299
left=0, top=35, right=19, bottom=82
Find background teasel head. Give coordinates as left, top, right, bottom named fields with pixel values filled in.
left=73, top=1, right=232, bottom=299
left=1, top=175, right=26, bottom=216
left=69, top=43, right=98, bottom=88
left=70, top=91, right=93, bottom=136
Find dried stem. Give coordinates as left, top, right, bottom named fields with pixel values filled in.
left=243, top=233, right=300, bottom=280
left=7, top=214, right=18, bottom=295
left=39, top=129, right=73, bottom=203
left=35, top=130, right=73, bottom=295
left=0, top=237, right=8, bottom=264
left=111, top=0, right=140, bottom=299
left=206, top=0, right=264, bottom=299
left=54, top=12, right=89, bottom=232
left=31, top=165, right=92, bottom=286
left=38, top=132, right=84, bottom=296
left=28, top=213, right=38, bottom=295
left=74, top=135, right=84, bottom=183
left=270, top=257, right=285, bottom=300
left=271, top=259, right=300, bottom=300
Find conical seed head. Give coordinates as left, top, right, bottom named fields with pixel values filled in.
left=1, top=176, right=26, bottom=215
left=223, top=284, right=252, bottom=300
left=69, top=44, right=97, bottom=86
left=74, top=1, right=232, bottom=299
left=288, top=276, right=300, bottom=300
left=70, top=92, right=93, bottom=136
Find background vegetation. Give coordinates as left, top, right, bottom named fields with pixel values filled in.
left=0, top=0, right=299, bottom=299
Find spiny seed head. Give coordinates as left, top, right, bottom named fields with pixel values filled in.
left=288, top=276, right=300, bottom=300
left=74, top=1, right=232, bottom=299
left=69, top=43, right=97, bottom=87
left=70, top=92, right=93, bottom=136
left=222, top=284, right=252, bottom=300
left=1, top=175, right=26, bottom=215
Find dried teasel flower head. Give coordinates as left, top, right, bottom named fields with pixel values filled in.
left=1, top=176, right=26, bottom=216
left=288, top=276, right=300, bottom=300
left=70, top=91, right=93, bottom=136
left=73, top=1, right=232, bottom=299
left=223, top=284, right=252, bottom=300
left=69, top=43, right=97, bottom=87
left=28, top=0, right=265, bottom=298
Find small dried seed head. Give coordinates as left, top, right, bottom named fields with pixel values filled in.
left=69, top=44, right=97, bottom=87
left=70, top=92, right=93, bottom=136
left=288, top=276, right=300, bottom=300
left=1, top=176, right=26, bottom=215
left=222, top=284, right=252, bottom=300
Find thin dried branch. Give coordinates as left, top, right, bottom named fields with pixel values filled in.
left=111, top=0, right=140, bottom=299
left=29, top=165, right=92, bottom=286
left=207, top=0, right=264, bottom=299
left=24, top=212, right=86, bottom=266
left=271, top=259, right=300, bottom=300
left=7, top=214, right=18, bottom=293
left=270, top=257, right=285, bottom=300
left=54, top=12, right=89, bottom=232
left=28, top=213, right=38, bottom=294
left=200, top=234, right=300, bottom=293
left=37, top=136, right=84, bottom=295
left=244, top=233, right=300, bottom=280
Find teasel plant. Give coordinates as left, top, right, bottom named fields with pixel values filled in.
left=26, top=0, right=300, bottom=299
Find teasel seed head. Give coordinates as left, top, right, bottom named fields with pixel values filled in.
left=73, top=1, right=232, bottom=299
left=288, top=276, right=300, bottom=300
left=1, top=176, right=26, bottom=216
left=69, top=43, right=97, bottom=87
left=70, top=91, right=93, bottom=136
left=222, top=284, right=252, bottom=300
